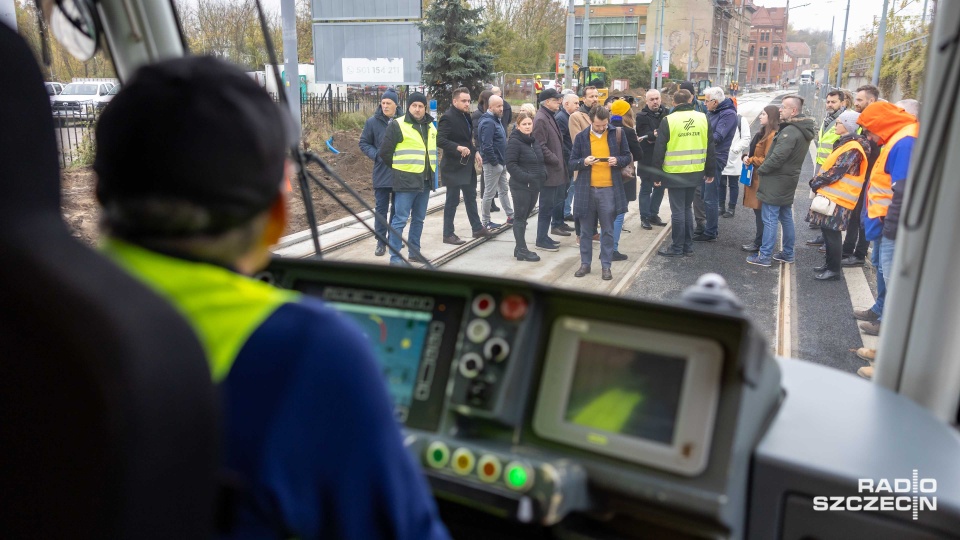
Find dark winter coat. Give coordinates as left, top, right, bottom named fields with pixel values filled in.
left=379, top=111, right=437, bottom=193
left=477, top=111, right=507, bottom=166
left=635, top=105, right=665, bottom=167
left=756, top=115, right=818, bottom=206
left=505, top=129, right=547, bottom=192
left=532, top=106, right=566, bottom=186
left=554, top=108, right=573, bottom=166
left=708, top=97, right=739, bottom=172
left=358, top=107, right=395, bottom=190
left=652, top=103, right=717, bottom=189
left=611, top=117, right=641, bottom=201
left=569, top=127, right=632, bottom=218
left=437, top=108, right=478, bottom=187
left=501, top=101, right=513, bottom=131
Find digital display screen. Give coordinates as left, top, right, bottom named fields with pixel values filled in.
left=328, top=302, right=431, bottom=421
left=564, top=341, right=686, bottom=445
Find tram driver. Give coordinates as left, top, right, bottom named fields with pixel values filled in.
left=93, top=56, right=450, bottom=539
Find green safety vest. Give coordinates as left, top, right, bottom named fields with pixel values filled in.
left=102, top=238, right=296, bottom=383
left=663, top=110, right=708, bottom=173
left=392, top=118, right=437, bottom=174
left=817, top=120, right=841, bottom=165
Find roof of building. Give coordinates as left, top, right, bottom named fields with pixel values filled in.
left=785, top=41, right=812, bottom=58
left=751, top=6, right=787, bottom=28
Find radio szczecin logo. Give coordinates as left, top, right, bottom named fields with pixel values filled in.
left=813, top=469, right=937, bottom=520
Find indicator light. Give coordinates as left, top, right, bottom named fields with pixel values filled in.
left=504, top=461, right=533, bottom=491
left=477, top=455, right=502, bottom=483
left=425, top=441, right=450, bottom=469
left=500, top=294, right=528, bottom=321
left=451, top=448, right=476, bottom=475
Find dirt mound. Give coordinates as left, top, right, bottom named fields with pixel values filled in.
left=59, top=128, right=375, bottom=246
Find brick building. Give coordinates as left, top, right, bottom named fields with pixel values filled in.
left=746, top=4, right=789, bottom=85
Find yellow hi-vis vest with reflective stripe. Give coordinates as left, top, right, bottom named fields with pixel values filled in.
left=817, top=140, right=868, bottom=210
left=663, top=110, right=708, bottom=173
left=817, top=120, right=841, bottom=165
left=392, top=118, right=437, bottom=174
left=867, top=122, right=919, bottom=219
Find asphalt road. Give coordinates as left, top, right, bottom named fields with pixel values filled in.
left=623, top=95, right=869, bottom=374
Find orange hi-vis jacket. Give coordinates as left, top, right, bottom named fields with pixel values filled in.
left=535, top=80, right=544, bottom=92
left=867, top=123, right=919, bottom=219
left=818, top=140, right=868, bottom=210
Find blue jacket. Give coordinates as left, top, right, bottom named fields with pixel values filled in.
left=477, top=111, right=506, bottom=166
left=569, top=127, right=633, bottom=219
left=865, top=136, right=916, bottom=241
left=359, top=107, right=396, bottom=189
left=708, top=97, right=739, bottom=171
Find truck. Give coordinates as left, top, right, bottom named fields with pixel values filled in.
left=799, top=69, right=814, bottom=84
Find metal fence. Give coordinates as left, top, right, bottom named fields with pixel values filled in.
left=796, top=82, right=833, bottom=126
left=51, top=92, right=385, bottom=168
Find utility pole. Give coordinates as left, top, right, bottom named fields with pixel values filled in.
left=921, top=0, right=930, bottom=26
left=688, top=16, right=695, bottom=81
left=280, top=0, right=301, bottom=133
left=872, top=0, right=890, bottom=85
left=650, top=0, right=660, bottom=88
left=715, top=6, right=724, bottom=85
left=656, top=0, right=665, bottom=89
left=836, top=0, right=850, bottom=88
left=581, top=0, right=591, bottom=67
left=733, top=3, right=744, bottom=88
left=826, top=16, right=834, bottom=85
left=565, top=0, right=574, bottom=87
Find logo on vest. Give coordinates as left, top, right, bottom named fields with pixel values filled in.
left=683, top=118, right=696, bottom=131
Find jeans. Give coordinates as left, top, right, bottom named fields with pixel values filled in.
left=613, top=212, right=625, bottom=251
left=389, top=186, right=431, bottom=265
left=842, top=188, right=870, bottom=259
left=879, top=236, right=896, bottom=304
left=579, top=187, right=616, bottom=268
left=638, top=176, right=665, bottom=220
left=870, top=238, right=888, bottom=320
left=701, top=169, right=721, bottom=237
left=537, top=185, right=562, bottom=243
left=512, top=188, right=538, bottom=252
left=443, top=181, right=483, bottom=237
left=481, top=163, right=514, bottom=224
left=666, top=187, right=696, bottom=254
left=373, top=187, right=395, bottom=247
left=719, top=175, right=739, bottom=211
left=822, top=227, right=843, bottom=272
left=752, top=207, right=764, bottom=247
left=759, top=203, right=795, bottom=261
left=563, top=176, right=576, bottom=217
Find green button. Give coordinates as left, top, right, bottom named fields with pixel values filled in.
left=504, top=461, right=532, bottom=491
left=425, top=441, right=450, bottom=469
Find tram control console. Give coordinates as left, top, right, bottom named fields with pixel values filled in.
left=264, top=259, right=960, bottom=539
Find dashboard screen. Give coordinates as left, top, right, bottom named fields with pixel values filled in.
left=328, top=302, right=432, bottom=417
left=565, top=341, right=686, bottom=445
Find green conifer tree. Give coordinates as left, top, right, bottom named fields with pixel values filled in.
left=418, top=0, right=495, bottom=113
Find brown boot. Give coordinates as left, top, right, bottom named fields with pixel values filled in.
left=574, top=264, right=590, bottom=277
left=857, top=365, right=874, bottom=379
left=855, top=348, right=876, bottom=363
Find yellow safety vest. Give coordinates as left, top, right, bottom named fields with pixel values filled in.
left=817, top=140, right=868, bottom=210
left=392, top=118, right=437, bottom=174
left=817, top=120, right=841, bottom=165
left=663, top=110, right=708, bottom=174
left=867, top=123, right=919, bottom=219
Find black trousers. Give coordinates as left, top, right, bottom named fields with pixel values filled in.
left=667, top=187, right=696, bottom=254
left=753, top=207, right=764, bottom=247
left=373, top=187, right=395, bottom=247
left=537, top=185, right=562, bottom=243
left=823, top=227, right=843, bottom=272
left=512, top=188, right=538, bottom=252
left=842, top=188, right=870, bottom=259
left=443, top=181, right=483, bottom=237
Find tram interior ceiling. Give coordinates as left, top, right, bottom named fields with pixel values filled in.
left=5, top=0, right=960, bottom=539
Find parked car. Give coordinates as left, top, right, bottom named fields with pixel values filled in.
left=44, top=82, right=64, bottom=103
left=51, top=82, right=113, bottom=121
left=96, top=83, right=121, bottom=111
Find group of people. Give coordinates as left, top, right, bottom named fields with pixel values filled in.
left=362, top=83, right=672, bottom=281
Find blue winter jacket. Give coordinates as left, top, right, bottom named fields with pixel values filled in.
left=359, top=107, right=396, bottom=189
left=477, top=111, right=507, bottom=166
left=708, top=98, right=739, bottom=171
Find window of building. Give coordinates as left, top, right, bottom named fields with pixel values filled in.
left=640, top=24, right=646, bottom=34
left=759, top=47, right=767, bottom=57
left=759, top=62, right=766, bottom=73
left=749, top=44, right=755, bottom=55
left=773, top=45, right=779, bottom=56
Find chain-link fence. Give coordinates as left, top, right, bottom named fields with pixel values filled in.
left=797, top=82, right=833, bottom=126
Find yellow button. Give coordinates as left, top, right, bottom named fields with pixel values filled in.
left=451, top=448, right=476, bottom=476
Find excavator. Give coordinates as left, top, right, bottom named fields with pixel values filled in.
left=572, top=62, right=608, bottom=102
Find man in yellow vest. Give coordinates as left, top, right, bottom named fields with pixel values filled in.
left=651, top=89, right=716, bottom=257
left=851, top=102, right=919, bottom=375
left=94, top=57, right=450, bottom=538
left=380, top=92, right=438, bottom=266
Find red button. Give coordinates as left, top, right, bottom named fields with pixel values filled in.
left=478, top=298, right=490, bottom=311
left=500, top=295, right=528, bottom=321
left=483, top=462, right=496, bottom=476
